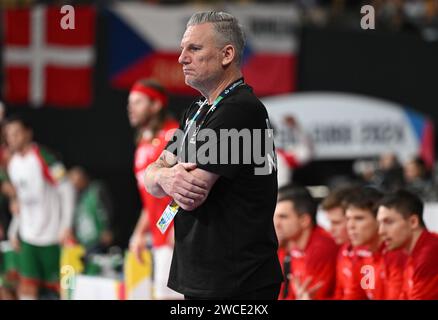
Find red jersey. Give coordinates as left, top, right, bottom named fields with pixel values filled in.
left=279, top=226, right=338, bottom=300
left=400, top=230, right=438, bottom=300
left=355, top=245, right=406, bottom=300
left=382, top=248, right=407, bottom=299
left=335, top=244, right=407, bottom=300
left=333, top=243, right=364, bottom=299
left=134, top=119, right=178, bottom=248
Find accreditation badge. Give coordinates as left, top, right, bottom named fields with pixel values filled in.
left=156, top=200, right=180, bottom=234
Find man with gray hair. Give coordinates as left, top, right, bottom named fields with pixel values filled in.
left=144, top=11, right=282, bottom=299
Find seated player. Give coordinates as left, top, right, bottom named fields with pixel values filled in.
left=341, top=187, right=406, bottom=300
left=377, top=189, right=438, bottom=299
left=274, top=186, right=338, bottom=300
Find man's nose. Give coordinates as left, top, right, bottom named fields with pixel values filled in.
left=378, top=223, right=385, bottom=236
left=178, top=49, right=189, bottom=64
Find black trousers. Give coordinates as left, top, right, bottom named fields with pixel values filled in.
left=184, top=283, right=281, bottom=300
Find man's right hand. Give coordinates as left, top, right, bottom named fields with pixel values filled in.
left=158, top=163, right=208, bottom=210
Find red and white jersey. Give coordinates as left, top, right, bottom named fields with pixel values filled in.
left=334, top=243, right=364, bottom=299
left=7, top=144, right=74, bottom=245
left=354, top=245, right=405, bottom=300
left=400, top=230, right=438, bottom=300
left=381, top=248, right=407, bottom=299
left=134, top=119, right=178, bottom=248
left=279, top=226, right=338, bottom=300
left=335, top=243, right=407, bottom=300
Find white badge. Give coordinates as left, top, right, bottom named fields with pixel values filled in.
left=156, top=201, right=180, bottom=234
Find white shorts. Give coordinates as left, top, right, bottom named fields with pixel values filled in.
left=153, top=246, right=183, bottom=300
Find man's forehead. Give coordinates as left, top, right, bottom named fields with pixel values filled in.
left=181, top=23, right=214, bottom=44
left=346, top=207, right=372, bottom=217
left=326, top=206, right=344, bottom=215
left=275, top=200, right=297, bottom=213
left=377, top=206, right=402, bottom=219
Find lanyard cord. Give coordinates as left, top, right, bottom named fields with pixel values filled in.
left=180, top=78, right=244, bottom=150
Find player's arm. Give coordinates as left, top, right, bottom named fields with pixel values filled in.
left=182, top=168, right=219, bottom=211
left=57, top=179, right=76, bottom=245
left=129, top=210, right=150, bottom=264
left=144, top=150, right=178, bottom=197
left=144, top=150, right=216, bottom=211
left=7, top=213, right=20, bottom=251
left=132, top=209, right=150, bottom=236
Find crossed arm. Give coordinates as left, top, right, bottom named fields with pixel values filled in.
left=144, top=150, right=219, bottom=211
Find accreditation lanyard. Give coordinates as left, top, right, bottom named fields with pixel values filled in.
left=180, top=78, right=244, bottom=152
left=157, top=78, right=244, bottom=235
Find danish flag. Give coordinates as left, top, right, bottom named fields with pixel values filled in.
left=3, top=6, right=96, bottom=107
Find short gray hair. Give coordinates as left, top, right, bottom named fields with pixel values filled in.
left=187, top=11, right=246, bottom=66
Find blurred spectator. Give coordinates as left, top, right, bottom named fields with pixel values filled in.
left=68, top=166, right=114, bottom=253
left=276, top=115, right=313, bottom=188
left=372, top=153, right=405, bottom=192
left=403, top=156, right=437, bottom=201
left=0, top=103, right=19, bottom=300
left=353, top=158, right=378, bottom=185
left=127, top=78, right=182, bottom=299
left=4, top=115, right=75, bottom=300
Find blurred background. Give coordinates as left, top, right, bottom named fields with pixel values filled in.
left=0, top=0, right=437, bottom=299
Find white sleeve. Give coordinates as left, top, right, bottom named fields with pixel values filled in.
left=57, top=179, right=76, bottom=231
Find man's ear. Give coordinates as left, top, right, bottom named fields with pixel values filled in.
left=221, top=44, right=235, bottom=67
left=408, top=214, right=420, bottom=229
left=300, top=214, right=312, bottom=229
